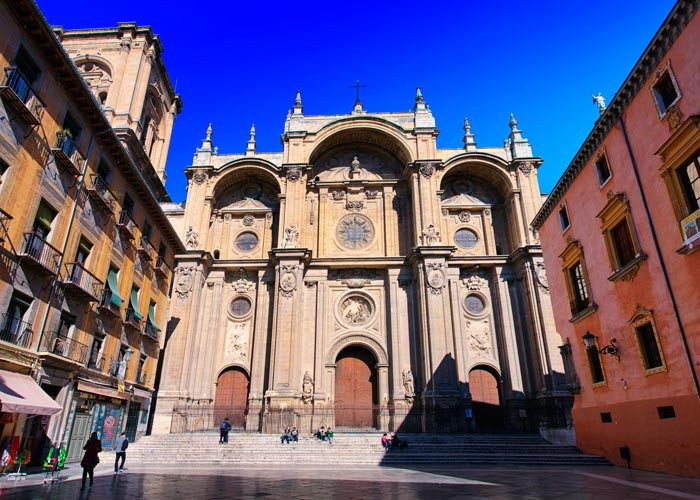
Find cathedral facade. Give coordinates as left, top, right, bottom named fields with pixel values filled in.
left=153, top=91, right=569, bottom=434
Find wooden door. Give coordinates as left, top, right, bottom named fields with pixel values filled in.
left=214, top=368, right=249, bottom=428
left=66, top=414, right=91, bottom=460
left=469, top=367, right=504, bottom=431
left=335, top=346, right=377, bottom=428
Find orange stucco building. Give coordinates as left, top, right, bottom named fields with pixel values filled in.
left=532, top=0, right=700, bottom=477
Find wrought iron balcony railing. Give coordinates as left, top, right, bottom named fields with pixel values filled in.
left=98, top=289, right=122, bottom=317
left=137, top=236, right=155, bottom=263
left=0, top=67, right=44, bottom=126
left=18, top=231, right=61, bottom=275
left=52, top=134, right=85, bottom=177
left=124, top=307, right=143, bottom=330
left=117, top=210, right=137, bottom=240
left=569, top=297, right=591, bottom=316
left=0, top=313, right=33, bottom=349
left=144, top=321, right=160, bottom=341
left=40, top=330, right=88, bottom=365
left=85, top=175, right=117, bottom=214
left=61, top=262, right=103, bottom=301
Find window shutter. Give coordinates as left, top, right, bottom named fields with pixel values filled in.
left=130, top=288, right=143, bottom=320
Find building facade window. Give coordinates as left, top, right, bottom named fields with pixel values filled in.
left=87, top=334, right=104, bottom=370
left=650, top=65, right=681, bottom=117
left=454, top=228, right=478, bottom=248
left=597, top=193, right=645, bottom=279
left=33, top=200, right=57, bottom=239
left=586, top=342, right=606, bottom=386
left=559, top=240, right=595, bottom=321
left=678, top=153, right=700, bottom=214
left=558, top=204, right=570, bottom=231
left=594, top=151, right=612, bottom=186
left=629, top=308, right=667, bottom=375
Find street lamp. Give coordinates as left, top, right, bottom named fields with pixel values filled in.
left=582, top=331, right=620, bottom=360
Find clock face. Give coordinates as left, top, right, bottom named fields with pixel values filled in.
left=336, top=214, right=374, bottom=250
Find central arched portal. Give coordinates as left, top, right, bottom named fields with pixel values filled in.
left=469, top=366, right=504, bottom=432
left=334, top=346, right=378, bottom=428
left=214, top=367, right=250, bottom=428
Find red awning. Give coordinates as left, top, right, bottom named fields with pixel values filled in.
left=0, top=369, right=62, bottom=415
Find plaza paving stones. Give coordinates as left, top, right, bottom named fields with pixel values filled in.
left=2, top=464, right=700, bottom=499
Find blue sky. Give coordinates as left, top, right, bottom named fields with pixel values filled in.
left=36, top=0, right=676, bottom=203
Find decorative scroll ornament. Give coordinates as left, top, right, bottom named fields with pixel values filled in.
left=458, top=210, right=471, bottom=223
left=227, top=267, right=253, bottom=294
left=331, top=190, right=346, bottom=200
left=330, top=268, right=380, bottom=288
left=282, top=225, right=299, bottom=248
left=425, top=262, right=447, bottom=295
left=242, top=213, right=255, bottom=226
left=175, top=265, right=196, bottom=300
left=193, top=172, right=207, bottom=184
left=279, top=264, right=298, bottom=298
left=421, top=224, right=441, bottom=246
left=365, top=189, right=379, bottom=199
left=346, top=200, right=365, bottom=212
left=286, top=166, right=302, bottom=182
left=419, top=163, right=435, bottom=178
left=535, top=262, right=549, bottom=294
left=402, top=369, right=415, bottom=403
left=302, top=371, right=314, bottom=404
left=518, top=161, right=534, bottom=176
left=465, top=274, right=487, bottom=291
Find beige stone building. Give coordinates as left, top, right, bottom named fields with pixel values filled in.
left=0, top=0, right=182, bottom=468
left=155, top=91, right=568, bottom=434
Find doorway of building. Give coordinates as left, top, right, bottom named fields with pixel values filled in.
left=124, top=402, right=141, bottom=442
left=469, top=366, right=504, bottom=432
left=214, top=367, right=249, bottom=428
left=334, top=346, right=378, bottom=428
left=66, top=413, right=91, bottom=461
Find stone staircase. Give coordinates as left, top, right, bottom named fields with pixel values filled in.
left=127, top=432, right=610, bottom=466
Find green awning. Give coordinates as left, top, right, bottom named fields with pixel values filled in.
left=130, top=288, right=143, bottom=321
left=78, top=239, right=92, bottom=255
left=106, top=267, right=123, bottom=307
left=148, top=302, right=158, bottom=327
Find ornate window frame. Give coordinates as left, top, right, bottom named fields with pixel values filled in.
left=462, top=291, right=489, bottom=318
left=228, top=295, right=253, bottom=320
left=629, top=308, right=667, bottom=376
left=596, top=192, right=646, bottom=282
left=234, top=231, right=259, bottom=253
left=453, top=226, right=480, bottom=250
left=649, top=61, right=682, bottom=119
left=559, top=239, right=596, bottom=323
left=656, top=115, right=700, bottom=253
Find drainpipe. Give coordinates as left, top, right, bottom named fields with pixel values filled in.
left=618, top=116, right=700, bottom=399
left=34, top=129, right=112, bottom=352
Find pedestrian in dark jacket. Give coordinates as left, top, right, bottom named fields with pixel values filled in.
left=80, top=432, right=102, bottom=490
left=115, top=432, right=128, bottom=472
left=219, top=418, right=232, bottom=444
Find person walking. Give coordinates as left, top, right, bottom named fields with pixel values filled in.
left=114, top=432, right=128, bottom=473
left=80, top=432, right=102, bottom=490
left=219, top=417, right=232, bottom=444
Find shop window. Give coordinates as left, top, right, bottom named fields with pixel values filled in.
left=650, top=67, right=680, bottom=117
left=558, top=204, right=570, bottom=232
left=559, top=240, right=595, bottom=321
left=597, top=193, right=645, bottom=280
left=629, top=309, right=667, bottom=375
left=594, top=152, right=612, bottom=186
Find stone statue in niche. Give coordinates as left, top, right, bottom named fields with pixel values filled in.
left=302, top=371, right=314, bottom=404
left=421, top=224, right=441, bottom=246
left=402, top=369, right=415, bottom=402
left=350, top=156, right=361, bottom=178
left=282, top=225, right=299, bottom=248
left=340, top=296, right=372, bottom=325
left=185, top=226, right=198, bottom=249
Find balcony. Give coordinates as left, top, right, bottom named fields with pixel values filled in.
left=61, top=262, right=103, bottom=302
left=154, top=256, right=169, bottom=278
left=144, top=321, right=160, bottom=342
left=51, top=133, right=84, bottom=178
left=85, top=175, right=117, bottom=214
left=124, top=307, right=143, bottom=331
left=40, top=330, right=88, bottom=365
left=137, top=237, right=155, bottom=264
left=0, top=67, right=44, bottom=126
left=97, top=289, right=122, bottom=318
left=0, top=313, right=33, bottom=349
left=87, top=354, right=105, bottom=372
left=17, top=231, right=61, bottom=276
left=116, top=211, right=137, bottom=240
left=0, top=207, right=12, bottom=246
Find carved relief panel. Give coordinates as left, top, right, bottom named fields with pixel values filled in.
left=222, top=270, right=256, bottom=371
left=327, top=270, right=384, bottom=338
left=460, top=270, right=498, bottom=363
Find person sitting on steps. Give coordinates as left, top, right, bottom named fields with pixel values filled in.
left=291, top=426, right=299, bottom=442
left=381, top=432, right=392, bottom=451
left=391, top=432, right=408, bottom=450
left=325, top=427, right=334, bottom=444
left=313, top=426, right=326, bottom=441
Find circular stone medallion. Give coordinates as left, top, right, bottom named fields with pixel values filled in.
left=336, top=214, right=375, bottom=250
left=340, top=295, right=373, bottom=325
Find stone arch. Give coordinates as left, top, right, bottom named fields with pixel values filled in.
left=216, top=362, right=250, bottom=379
left=309, top=118, right=414, bottom=167
left=326, top=333, right=388, bottom=366
left=466, top=360, right=501, bottom=378
left=441, top=153, right=515, bottom=199
left=213, top=160, right=282, bottom=198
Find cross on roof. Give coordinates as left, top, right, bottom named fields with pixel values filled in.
left=350, top=80, right=366, bottom=103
